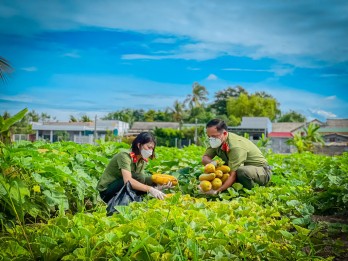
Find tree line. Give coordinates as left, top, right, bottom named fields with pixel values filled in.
left=101, top=83, right=306, bottom=126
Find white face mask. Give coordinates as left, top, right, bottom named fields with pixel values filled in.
left=209, top=137, right=222, bottom=148
left=141, top=149, right=153, bottom=159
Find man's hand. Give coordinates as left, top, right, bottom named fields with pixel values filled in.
left=210, top=160, right=217, bottom=167
left=198, top=185, right=218, bottom=195
left=156, top=181, right=173, bottom=191
left=149, top=187, right=166, bottom=200
left=203, top=189, right=218, bottom=195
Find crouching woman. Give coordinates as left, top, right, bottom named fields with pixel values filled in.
left=97, top=132, right=166, bottom=203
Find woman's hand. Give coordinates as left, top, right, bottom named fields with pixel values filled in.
left=149, top=187, right=166, bottom=200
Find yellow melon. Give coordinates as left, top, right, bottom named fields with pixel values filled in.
left=200, top=180, right=212, bottom=192
left=214, top=170, right=223, bottom=178
left=199, top=173, right=216, bottom=181
left=216, top=165, right=231, bottom=173
left=211, top=178, right=222, bottom=190
left=221, top=174, right=230, bottom=183
left=204, top=163, right=215, bottom=173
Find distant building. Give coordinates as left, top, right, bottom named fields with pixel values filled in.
left=31, top=120, right=129, bottom=144
left=227, top=117, right=348, bottom=155
left=228, top=117, right=272, bottom=140
left=126, top=121, right=180, bottom=136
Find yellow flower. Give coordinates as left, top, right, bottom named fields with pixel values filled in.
left=33, top=185, right=41, bottom=193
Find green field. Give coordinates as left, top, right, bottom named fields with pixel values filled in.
left=1, top=141, right=347, bottom=260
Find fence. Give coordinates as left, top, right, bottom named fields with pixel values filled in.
left=155, top=137, right=195, bottom=148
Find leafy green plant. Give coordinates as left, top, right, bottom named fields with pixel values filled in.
left=286, top=123, right=324, bottom=153
left=0, top=108, right=28, bottom=144
left=0, top=142, right=347, bottom=260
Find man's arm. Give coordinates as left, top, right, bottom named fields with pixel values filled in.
left=217, top=170, right=237, bottom=192
left=202, top=155, right=214, bottom=165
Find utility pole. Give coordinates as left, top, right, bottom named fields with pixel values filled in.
left=94, top=114, right=97, bottom=144
left=194, top=118, right=198, bottom=145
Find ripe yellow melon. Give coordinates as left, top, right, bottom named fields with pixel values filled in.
left=151, top=174, right=178, bottom=186
left=200, top=180, right=212, bottom=192
left=216, top=165, right=230, bottom=173
left=199, top=173, right=216, bottom=181
left=221, top=174, right=230, bottom=183
left=214, top=170, right=223, bottom=178
left=211, top=178, right=222, bottom=190
left=204, top=163, right=216, bottom=173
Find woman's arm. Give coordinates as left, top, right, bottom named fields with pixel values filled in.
left=121, top=169, right=151, bottom=192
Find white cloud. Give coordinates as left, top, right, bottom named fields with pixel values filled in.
left=152, top=37, right=177, bottom=44
left=309, top=109, right=337, bottom=119
left=187, top=67, right=200, bottom=71
left=207, top=74, right=218, bottom=80
left=21, top=67, right=37, bottom=72
left=121, top=54, right=167, bottom=60
left=63, top=51, right=80, bottom=58
left=325, top=95, right=336, bottom=100
left=2, top=1, right=347, bottom=66
left=222, top=66, right=294, bottom=76
left=223, top=68, right=271, bottom=73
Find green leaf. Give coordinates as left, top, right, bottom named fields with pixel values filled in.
left=0, top=108, right=28, bottom=133
left=280, top=230, right=293, bottom=239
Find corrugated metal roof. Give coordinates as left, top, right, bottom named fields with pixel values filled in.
left=318, top=127, right=348, bottom=133
left=268, top=132, right=293, bottom=138
left=31, top=120, right=126, bottom=131
left=240, top=117, right=271, bottom=128
left=326, top=119, right=348, bottom=127
left=272, top=122, right=304, bottom=132
left=131, top=122, right=180, bottom=130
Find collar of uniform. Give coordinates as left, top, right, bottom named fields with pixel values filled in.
left=129, top=152, right=148, bottom=163
left=129, top=152, right=138, bottom=163
left=221, top=142, right=230, bottom=152
left=221, top=133, right=230, bottom=152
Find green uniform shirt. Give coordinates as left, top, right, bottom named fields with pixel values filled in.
left=97, top=150, right=147, bottom=192
left=204, top=132, right=267, bottom=171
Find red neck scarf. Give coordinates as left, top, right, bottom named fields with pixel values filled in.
left=129, top=152, right=148, bottom=163
left=221, top=142, right=230, bottom=152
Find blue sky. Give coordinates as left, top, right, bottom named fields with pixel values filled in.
left=0, top=0, right=347, bottom=122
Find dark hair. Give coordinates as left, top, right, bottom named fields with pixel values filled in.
left=206, top=119, right=228, bottom=132
left=131, top=132, right=156, bottom=159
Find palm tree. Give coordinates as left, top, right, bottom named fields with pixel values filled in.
left=171, top=100, right=185, bottom=123
left=27, top=110, right=40, bottom=122
left=81, top=115, right=92, bottom=122
left=0, top=56, right=13, bottom=84
left=40, top=113, right=51, bottom=122
left=184, top=82, right=208, bottom=109
left=286, top=122, right=324, bottom=153
left=304, top=122, right=324, bottom=151
left=286, top=132, right=306, bottom=153
left=0, top=108, right=28, bottom=144
left=69, top=115, right=78, bottom=122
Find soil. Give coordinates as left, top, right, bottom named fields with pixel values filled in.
left=312, top=215, right=348, bottom=261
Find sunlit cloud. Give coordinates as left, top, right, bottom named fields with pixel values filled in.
left=309, top=109, right=337, bottom=119
left=207, top=74, right=218, bottom=80
left=63, top=51, right=80, bottom=58
left=153, top=37, right=177, bottom=44
left=21, top=67, right=37, bottom=72
left=325, top=95, right=336, bottom=100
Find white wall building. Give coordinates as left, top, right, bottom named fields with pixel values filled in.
left=31, top=120, right=129, bottom=144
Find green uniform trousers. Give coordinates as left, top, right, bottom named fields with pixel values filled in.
left=236, top=165, right=272, bottom=190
